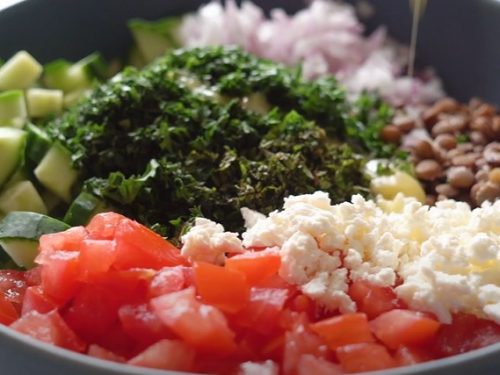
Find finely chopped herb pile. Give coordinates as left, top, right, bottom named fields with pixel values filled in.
left=46, top=47, right=391, bottom=237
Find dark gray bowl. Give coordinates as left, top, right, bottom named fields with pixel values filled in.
left=1, top=1, right=500, bottom=374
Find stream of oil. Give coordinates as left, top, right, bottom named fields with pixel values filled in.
left=408, top=0, right=427, bottom=77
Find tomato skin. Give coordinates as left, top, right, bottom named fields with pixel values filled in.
left=87, top=344, right=125, bottom=363
left=226, top=249, right=281, bottom=286
left=86, top=212, right=126, bottom=240
left=336, top=343, right=397, bottom=373
left=370, top=309, right=440, bottom=350
left=148, top=266, right=188, bottom=298
left=349, top=279, right=402, bottom=319
left=310, top=313, right=375, bottom=350
left=297, top=355, right=342, bottom=375
left=0, top=293, right=19, bottom=325
left=113, top=218, right=186, bottom=270
left=433, top=313, right=500, bottom=357
left=77, top=239, right=117, bottom=281
left=194, top=262, right=250, bottom=314
left=128, top=339, right=195, bottom=371
left=10, top=310, right=86, bottom=352
left=232, top=288, right=289, bottom=335
left=21, top=286, right=57, bottom=315
left=151, top=287, right=236, bottom=356
left=40, top=250, right=81, bottom=304
left=119, top=303, right=173, bottom=345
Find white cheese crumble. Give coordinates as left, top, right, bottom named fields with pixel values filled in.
left=181, top=218, right=244, bottom=265
left=242, top=192, right=500, bottom=324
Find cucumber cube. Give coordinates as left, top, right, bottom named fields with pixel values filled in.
left=34, top=145, right=78, bottom=202
left=0, top=90, right=27, bottom=123
left=26, top=88, right=63, bottom=118
left=0, top=127, right=26, bottom=187
left=0, top=180, right=47, bottom=215
left=0, top=51, right=43, bottom=90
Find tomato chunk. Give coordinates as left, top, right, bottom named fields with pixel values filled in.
left=226, top=249, right=281, bottom=286
left=349, top=279, right=402, bottom=319
left=151, top=287, right=236, bottom=356
left=233, top=288, right=289, bottom=335
left=310, top=313, right=375, bottom=350
left=194, top=262, right=250, bottom=314
left=0, top=293, right=19, bottom=325
left=21, top=286, right=57, bottom=315
left=370, top=309, right=440, bottom=349
left=395, top=346, right=433, bottom=366
left=0, top=270, right=27, bottom=306
left=119, top=303, right=172, bottom=345
left=113, top=218, right=186, bottom=270
left=37, top=226, right=87, bottom=260
left=433, top=313, right=500, bottom=357
left=128, top=339, right=195, bottom=371
left=148, top=266, right=188, bottom=298
left=88, top=344, right=125, bottom=363
left=40, top=250, right=81, bottom=304
left=77, top=239, right=117, bottom=281
left=10, top=310, right=86, bottom=352
left=336, top=343, right=396, bottom=373
left=297, top=355, right=342, bottom=375
left=86, top=212, right=126, bottom=240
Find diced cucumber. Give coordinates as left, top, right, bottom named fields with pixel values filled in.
left=0, top=127, right=26, bottom=187
left=26, top=88, right=63, bottom=118
left=128, top=18, right=181, bottom=63
left=3, top=169, right=27, bottom=190
left=63, top=89, right=89, bottom=109
left=127, top=45, right=147, bottom=68
left=0, top=51, right=43, bottom=90
left=64, top=191, right=106, bottom=226
left=0, top=211, right=69, bottom=268
left=43, top=53, right=106, bottom=93
left=25, top=123, right=52, bottom=165
left=0, top=180, right=47, bottom=215
left=34, top=145, right=78, bottom=202
left=0, top=90, right=27, bottom=123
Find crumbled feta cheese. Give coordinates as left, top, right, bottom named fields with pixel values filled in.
left=243, top=192, right=500, bottom=323
left=240, top=207, right=266, bottom=229
left=181, top=218, right=244, bottom=265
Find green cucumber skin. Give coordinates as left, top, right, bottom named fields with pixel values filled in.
left=64, top=191, right=106, bottom=226
left=0, top=211, right=69, bottom=241
left=25, top=123, right=52, bottom=165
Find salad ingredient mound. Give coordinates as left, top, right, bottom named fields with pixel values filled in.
left=178, top=0, right=444, bottom=106
left=2, top=209, right=500, bottom=374
left=47, top=47, right=390, bottom=237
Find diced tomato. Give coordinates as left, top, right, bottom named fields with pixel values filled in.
left=128, top=339, right=195, bottom=371
left=94, top=323, right=136, bottom=359
left=370, top=309, right=440, bottom=350
left=37, top=226, right=88, bottom=260
left=310, top=313, right=375, bottom=350
left=86, top=212, right=126, bottom=240
left=194, top=262, right=250, bottom=314
left=0, top=293, right=19, bottom=325
left=63, top=285, right=122, bottom=342
left=261, top=334, right=285, bottom=361
left=238, top=360, right=279, bottom=375
left=151, top=287, right=236, bottom=356
left=349, top=279, right=402, bottom=319
left=40, top=250, right=81, bottom=304
left=24, top=267, right=42, bottom=286
left=232, top=288, right=289, bottom=335
left=113, top=218, right=186, bottom=270
left=148, top=266, right=188, bottom=298
left=91, top=268, right=154, bottom=304
left=394, top=346, right=433, bottom=366
left=77, top=239, right=117, bottom=281
left=21, top=286, right=57, bottom=315
left=119, top=303, right=173, bottom=345
left=0, top=270, right=27, bottom=306
left=336, top=343, right=397, bottom=373
left=10, top=310, right=86, bottom=352
left=283, top=323, right=328, bottom=375
left=297, top=355, right=342, bottom=375
left=433, top=313, right=500, bottom=357
left=226, top=249, right=281, bottom=286
left=88, top=344, right=125, bottom=363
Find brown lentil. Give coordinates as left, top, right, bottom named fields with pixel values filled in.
left=413, top=139, right=435, bottom=159
left=380, top=125, right=402, bottom=144
left=393, top=116, right=415, bottom=133
left=489, top=168, right=500, bottom=184
left=447, top=166, right=475, bottom=189
left=435, top=134, right=457, bottom=150
left=473, top=182, right=500, bottom=206
left=415, top=159, right=442, bottom=181
left=435, top=183, right=459, bottom=197
left=451, top=153, right=481, bottom=168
